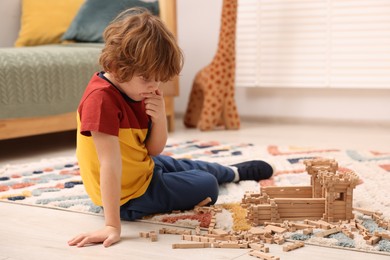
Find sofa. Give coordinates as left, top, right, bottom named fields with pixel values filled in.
left=0, top=0, right=178, bottom=140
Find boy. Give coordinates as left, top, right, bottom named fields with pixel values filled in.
left=68, top=7, right=273, bottom=248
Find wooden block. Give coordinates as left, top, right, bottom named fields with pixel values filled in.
left=283, top=241, right=305, bottom=252
left=276, top=204, right=326, bottom=210
left=291, top=223, right=316, bottom=230
left=353, top=207, right=383, bottom=216
left=205, top=234, right=231, bottom=241
left=278, top=211, right=325, bottom=218
left=172, top=242, right=211, bottom=249
left=288, top=226, right=297, bottom=232
left=199, top=236, right=208, bottom=242
left=264, top=225, right=287, bottom=234
left=316, top=220, right=335, bottom=229
left=249, top=250, right=280, bottom=260
left=367, top=236, right=381, bottom=245
left=304, top=219, right=324, bottom=228
left=229, top=235, right=238, bottom=241
left=273, top=236, right=285, bottom=245
left=212, top=206, right=223, bottom=213
left=192, top=235, right=201, bottom=242
left=182, top=235, right=192, bottom=241
left=263, top=222, right=285, bottom=227
left=161, top=228, right=191, bottom=235
left=374, top=231, right=390, bottom=240
left=262, top=186, right=313, bottom=198
left=355, top=223, right=367, bottom=232
left=283, top=216, right=322, bottom=221
left=139, top=232, right=149, bottom=238
left=249, top=243, right=269, bottom=253
left=362, top=232, right=371, bottom=240
left=373, top=213, right=384, bottom=221
left=195, top=226, right=201, bottom=236
left=303, top=228, right=313, bottom=235
left=140, top=231, right=158, bottom=241
left=218, top=241, right=245, bottom=249
left=314, top=228, right=341, bottom=237
left=197, top=197, right=212, bottom=207
left=274, top=198, right=326, bottom=204
left=150, top=231, right=158, bottom=242
left=341, top=228, right=354, bottom=239
left=212, top=229, right=229, bottom=236
left=209, top=218, right=216, bottom=229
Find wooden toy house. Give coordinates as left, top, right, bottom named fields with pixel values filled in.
left=242, top=159, right=360, bottom=225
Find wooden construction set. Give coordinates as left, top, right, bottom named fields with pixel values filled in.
left=138, top=158, right=390, bottom=259
left=242, top=158, right=360, bottom=225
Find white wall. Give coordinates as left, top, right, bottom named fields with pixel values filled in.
left=176, top=0, right=221, bottom=116
left=176, top=0, right=390, bottom=123
left=0, top=0, right=21, bottom=47
left=2, top=0, right=389, bottom=123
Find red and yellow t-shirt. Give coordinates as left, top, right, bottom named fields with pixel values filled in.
left=76, top=72, right=154, bottom=206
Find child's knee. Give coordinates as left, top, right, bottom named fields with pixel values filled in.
left=200, top=174, right=219, bottom=203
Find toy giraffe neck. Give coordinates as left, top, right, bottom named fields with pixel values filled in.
left=213, top=0, right=237, bottom=62
left=183, top=0, right=241, bottom=131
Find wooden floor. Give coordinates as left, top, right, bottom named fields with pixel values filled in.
left=1, top=118, right=390, bottom=260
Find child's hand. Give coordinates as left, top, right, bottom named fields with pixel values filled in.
left=68, top=225, right=120, bottom=248
left=143, top=88, right=168, bottom=155
left=142, top=89, right=166, bottom=123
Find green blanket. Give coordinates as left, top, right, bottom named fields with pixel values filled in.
left=0, top=43, right=102, bottom=119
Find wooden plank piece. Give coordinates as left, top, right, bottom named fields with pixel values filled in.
left=249, top=250, right=280, bottom=260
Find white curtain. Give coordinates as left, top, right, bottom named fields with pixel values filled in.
left=235, top=0, right=390, bottom=89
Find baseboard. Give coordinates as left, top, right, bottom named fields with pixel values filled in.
left=175, top=112, right=390, bottom=128
left=240, top=115, right=390, bottom=127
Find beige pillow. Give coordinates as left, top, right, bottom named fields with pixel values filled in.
left=15, top=0, right=84, bottom=47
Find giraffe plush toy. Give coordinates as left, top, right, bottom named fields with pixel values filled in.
left=184, top=0, right=240, bottom=131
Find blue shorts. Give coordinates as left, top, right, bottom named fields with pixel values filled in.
left=119, top=155, right=235, bottom=220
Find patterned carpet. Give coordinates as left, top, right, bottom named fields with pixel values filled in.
left=1, top=140, right=390, bottom=254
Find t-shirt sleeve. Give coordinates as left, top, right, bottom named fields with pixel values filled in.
left=78, top=89, right=122, bottom=137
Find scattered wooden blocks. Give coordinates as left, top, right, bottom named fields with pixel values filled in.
left=142, top=158, right=389, bottom=258
left=139, top=231, right=158, bottom=242
left=139, top=231, right=149, bottom=238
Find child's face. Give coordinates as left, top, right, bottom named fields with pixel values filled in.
left=119, top=76, right=161, bottom=101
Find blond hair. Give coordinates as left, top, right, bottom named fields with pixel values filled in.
left=99, top=7, right=183, bottom=83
